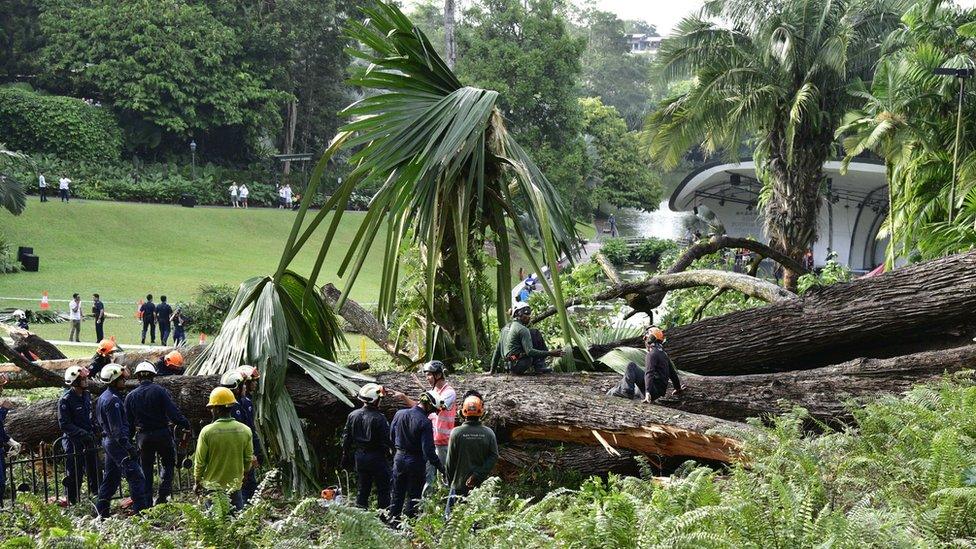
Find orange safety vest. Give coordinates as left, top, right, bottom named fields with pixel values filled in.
left=429, top=383, right=456, bottom=447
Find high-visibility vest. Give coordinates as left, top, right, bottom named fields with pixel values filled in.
left=429, top=383, right=456, bottom=447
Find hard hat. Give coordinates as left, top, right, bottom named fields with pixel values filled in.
left=419, top=390, right=446, bottom=411
left=207, top=386, right=237, bottom=407
left=64, top=365, right=90, bottom=386
left=461, top=395, right=484, bottom=418
left=644, top=327, right=665, bottom=343
left=219, top=370, right=245, bottom=389
left=164, top=351, right=184, bottom=367
left=12, top=309, right=25, bottom=319
left=133, top=362, right=157, bottom=376
left=421, top=360, right=445, bottom=375
left=512, top=302, right=531, bottom=317
left=357, top=383, right=385, bottom=404
left=237, top=365, right=260, bottom=380
left=97, top=338, right=117, bottom=356
left=99, top=364, right=127, bottom=384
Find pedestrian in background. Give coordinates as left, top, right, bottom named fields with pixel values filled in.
left=229, top=182, right=239, bottom=208
left=156, top=296, right=173, bottom=346
left=92, top=293, right=106, bottom=342
left=284, top=184, right=294, bottom=209
left=68, top=293, right=82, bottom=342
left=277, top=185, right=285, bottom=209
left=58, top=176, right=71, bottom=202
left=171, top=308, right=186, bottom=346
left=238, top=184, right=249, bottom=208
left=140, top=294, right=157, bottom=345
left=38, top=173, right=48, bottom=202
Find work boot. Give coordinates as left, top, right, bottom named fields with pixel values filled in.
left=154, top=495, right=168, bottom=506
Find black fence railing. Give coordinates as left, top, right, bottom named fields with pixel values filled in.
left=2, top=430, right=195, bottom=509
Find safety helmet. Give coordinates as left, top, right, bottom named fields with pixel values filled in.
left=133, top=361, right=157, bottom=377
left=12, top=309, right=25, bottom=319
left=419, top=390, right=446, bottom=411
left=97, top=338, right=117, bottom=356
left=237, top=365, right=260, bottom=380
left=357, top=383, right=385, bottom=404
left=219, top=369, right=245, bottom=389
left=207, top=386, right=237, bottom=407
left=461, top=395, right=485, bottom=418
left=64, top=365, right=90, bottom=386
left=99, top=364, right=128, bottom=384
left=644, top=327, right=665, bottom=343
left=512, top=302, right=531, bottom=318
left=164, top=350, right=184, bottom=367
left=421, top=360, right=445, bottom=376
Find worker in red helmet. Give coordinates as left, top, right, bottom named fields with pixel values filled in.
left=444, top=391, right=497, bottom=516
left=154, top=351, right=184, bottom=377
left=89, top=338, right=121, bottom=378
left=642, top=327, right=684, bottom=403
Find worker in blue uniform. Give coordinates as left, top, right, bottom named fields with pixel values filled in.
left=95, top=364, right=149, bottom=518
left=387, top=390, right=446, bottom=523
left=59, top=365, right=99, bottom=505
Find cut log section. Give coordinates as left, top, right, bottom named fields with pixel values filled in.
left=0, top=324, right=66, bottom=360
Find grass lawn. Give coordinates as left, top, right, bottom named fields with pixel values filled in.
left=2, top=200, right=591, bottom=348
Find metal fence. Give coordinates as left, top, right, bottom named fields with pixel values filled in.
left=2, top=431, right=195, bottom=509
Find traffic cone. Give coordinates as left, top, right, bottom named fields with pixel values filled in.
left=40, top=291, right=50, bottom=310
left=199, top=333, right=206, bottom=345
left=135, top=299, right=143, bottom=319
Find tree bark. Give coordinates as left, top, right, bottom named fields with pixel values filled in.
left=444, top=0, right=456, bottom=69
left=0, top=324, right=66, bottom=360
left=320, top=284, right=414, bottom=366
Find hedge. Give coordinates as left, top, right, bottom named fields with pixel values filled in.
left=0, top=86, right=122, bottom=162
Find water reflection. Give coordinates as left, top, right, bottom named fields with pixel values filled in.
left=607, top=200, right=694, bottom=240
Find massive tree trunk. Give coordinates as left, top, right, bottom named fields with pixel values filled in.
left=0, top=325, right=66, bottom=360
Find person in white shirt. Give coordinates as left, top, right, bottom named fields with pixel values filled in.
left=59, top=176, right=71, bottom=202
left=277, top=185, right=286, bottom=209
left=38, top=173, right=48, bottom=202
left=229, top=183, right=239, bottom=208
left=68, top=293, right=82, bottom=342
left=284, top=184, right=293, bottom=209
left=238, top=184, right=249, bottom=209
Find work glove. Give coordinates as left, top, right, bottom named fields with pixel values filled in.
left=6, top=439, right=21, bottom=457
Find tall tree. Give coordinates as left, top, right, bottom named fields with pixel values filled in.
left=646, top=0, right=904, bottom=290
left=445, top=0, right=457, bottom=69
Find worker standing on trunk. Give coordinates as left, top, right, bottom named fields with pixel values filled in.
left=444, top=392, right=498, bottom=516
left=124, top=362, right=190, bottom=505
left=59, top=366, right=98, bottom=505
left=642, top=327, right=684, bottom=403
left=490, top=303, right=564, bottom=374
left=193, top=387, right=253, bottom=511
left=388, top=390, right=446, bottom=524
left=341, top=383, right=393, bottom=511
left=95, top=364, right=149, bottom=518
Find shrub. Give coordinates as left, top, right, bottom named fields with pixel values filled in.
left=599, top=238, right=629, bottom=265
left=179, top=283, right=236, bottom=335
left=631, top=237, right=678, bottom=264
left=0, top=231, right=20, bottom=273
left=797, top=253, right=853, bottom=294
left=0, top=86, right=122, bottom=161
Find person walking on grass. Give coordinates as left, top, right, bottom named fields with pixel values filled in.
left=171, top=308, right=187, bottom=347
left=444, top=391, right=497, bottom=516
left=92, top=293, right=106, bottom=342
left=238, top=184, right=249, bottom=208
left=140, top=294, right=156, bottom=345
left=58, top=175, right=71, bottom=202
left=193, top=387, right=253, bottom=511
left=38, top=173, right=48, bottom=202
left=68, top=293, right=82, bottom=342
left=229, top=182, right=239, bottom=208
left=156, top=296, right=173, bottom=346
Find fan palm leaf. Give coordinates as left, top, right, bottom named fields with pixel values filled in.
left=0, top=144, right=30, bottom=215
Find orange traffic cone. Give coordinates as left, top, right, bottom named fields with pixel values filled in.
left=40, top=291, right=50, bottom=310
left=135, top=299, right=144, bottom=319
left=199, top=333, right=206, bottom=345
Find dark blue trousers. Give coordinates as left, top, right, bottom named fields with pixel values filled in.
left=96, top=439, right=149, bottom=518
left=389, top=452, right=425, bottom=520
left=355, top=449, right=391, bottom=509
left=242, top=469, right=258, bottom=504
left=136, top=431, right=176, bottom=504
left=62, top=438, right=99, bottom=504
left=158, top=324, right=171, bottom=346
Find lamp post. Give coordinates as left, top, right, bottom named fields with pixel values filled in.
left=189, top=140, right=197, bottom=180
left=933, top=67, right=974, bottom=223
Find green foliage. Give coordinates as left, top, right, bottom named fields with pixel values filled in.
left=599, top=237, right=677, bottom=266
left=528, top=261, right=618, bottom=351
left=0, top=87, right=121, bottom=162
left=179, top=283, right=236, bottom=335
left=579, top=97, right=662, bottom=211
left=598, top=237, right=630, bottom=265
left=797, top=255, right=853, bottom=294
left=657, top=250, right=765, bottom=327
left=0, top=230, right=20, bottom=273
left=35, top=0, right=286, bottom=157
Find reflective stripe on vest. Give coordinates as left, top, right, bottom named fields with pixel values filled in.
left=431, top=383, right=456, bottom=446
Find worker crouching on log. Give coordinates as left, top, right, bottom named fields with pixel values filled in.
left=444, top=391, right=498, bottom=517
left=154, top=350, right=185, bottom=377
left=490, top=303, right=564, bottom=374
left=89, top=338, right=121, bottom=379
left=642, top=327, right=684, bottom=403
left=341, top=383, right=394, bottom=512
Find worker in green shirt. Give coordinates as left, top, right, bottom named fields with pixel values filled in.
left=193, top=386, right=253, bottom=510
left=490, top=303, right=563, bottom=374
left=444, top=391, right=498, bottom=516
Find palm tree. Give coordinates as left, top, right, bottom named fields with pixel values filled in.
left=0, top=144, right=29, bottom=215
left=646, top=0, right=904, bottom=290
left=192, top=0, right=587, bottom=493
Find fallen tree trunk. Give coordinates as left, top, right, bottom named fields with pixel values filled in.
left=321, top=283, right=414, bottom=366
left=0, top=325, right=66, bottom=360
left=659, top=251, right=976, bottom=374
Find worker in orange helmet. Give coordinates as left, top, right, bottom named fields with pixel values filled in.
left=89, top=337, right=121, bottom=378
left=642, top=327, right=684, bottom=404
left=154, top=351, right=184, bottom=377
left=444, top=390, right=497, bottom=516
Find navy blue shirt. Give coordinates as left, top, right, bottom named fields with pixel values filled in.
left=390, top=405, right=442, bottom=469
left=342, top=406, right=393, bottom=453
left=92, top=301, right=105, bottom=322
left=89, top=353, right=113, bottom=378
left=0, top=407, right=9, bottom=445
left=58, top=389, right=96, bottom=441
left=153, top=358, right=184, bottom=377
left=230, top=396, right=262, bottom=459
left=140, top=302, right=156, bottom=323
left=156, top=303, right=173, bottom=326
left=96, top=388, right=132, bottom=449
left=124, top=380, right=189, bottom=433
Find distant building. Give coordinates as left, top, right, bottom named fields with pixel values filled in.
left=626, top=34, right=662, bottom=54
